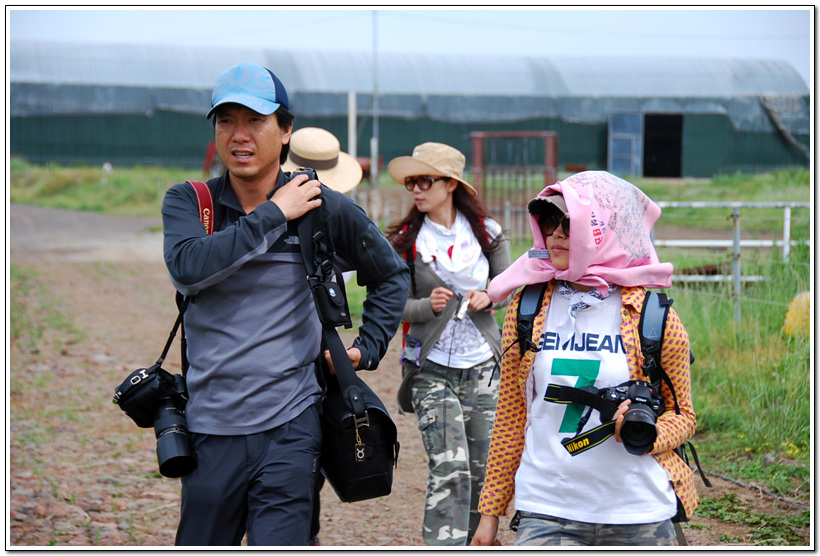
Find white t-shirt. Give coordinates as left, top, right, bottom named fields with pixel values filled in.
left=514, top=286, right=677, bottom=524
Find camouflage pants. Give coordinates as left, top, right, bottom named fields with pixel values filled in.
left=410, top=358, right=499, bottom=546
left=512, top=511, right=676, bottom=546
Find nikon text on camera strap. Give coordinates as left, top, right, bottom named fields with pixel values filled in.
left=543, top=383, right=621, bottom=456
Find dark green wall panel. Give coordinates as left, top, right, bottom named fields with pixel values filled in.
left=11, top=112, right=212, bottom=167
left=681, top=115, right=733, bottom=177
left=11, top=111, right=808, bottom=178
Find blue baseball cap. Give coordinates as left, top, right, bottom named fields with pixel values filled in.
left=206, top=62, right=289, bottom=119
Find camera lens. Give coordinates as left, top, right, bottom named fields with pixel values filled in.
left=621, top=404, right=658, bottom=455
left=154, top=399, right=196, bottom=478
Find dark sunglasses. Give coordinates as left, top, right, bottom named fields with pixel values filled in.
left=538, top=214, right=570, bottom=237
left=404, top=176, right=447, bottom=192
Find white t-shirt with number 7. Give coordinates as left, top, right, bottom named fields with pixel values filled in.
left=514, top=286, right=677, bottom=524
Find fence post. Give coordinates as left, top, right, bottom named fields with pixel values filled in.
left=731, top=207, right=741, bottom=324
left=471, top=133, right=485, bottom=193
left=783, top=206, right=792, bottom=261
left=504, top=200, right=511, bottom=238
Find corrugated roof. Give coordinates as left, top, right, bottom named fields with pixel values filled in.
left=9, top=40, right=809, bottom=134
left=11, top=40, right=808, bottom=97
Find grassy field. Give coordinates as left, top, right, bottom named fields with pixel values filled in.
left=10, top=159, right=812, bottom=542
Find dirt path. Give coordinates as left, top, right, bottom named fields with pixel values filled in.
left=8, top=204, right=808, bottom=547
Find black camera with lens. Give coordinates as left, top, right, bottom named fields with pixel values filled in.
left=599, top=380, right=663, bottom=456
left=113, top=363, right=196, bottom=478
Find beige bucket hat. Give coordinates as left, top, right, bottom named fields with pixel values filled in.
left=283, top=127, right=363, bottom=193
left=387, top=142, right=477, bottom=196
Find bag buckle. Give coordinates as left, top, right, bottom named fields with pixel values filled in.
left=354, top=413, right=370, bottom=429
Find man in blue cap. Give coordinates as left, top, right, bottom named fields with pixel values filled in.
left=161, top=62, right=409, bottom=546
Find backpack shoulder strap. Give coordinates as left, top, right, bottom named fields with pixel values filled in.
left=517, top=282, right=549, bottom=356
left=186, top=180, right=214, bottom=236
left=639, top=291, right=681, bottom=414
left=639, top=291, right=670, bottom=357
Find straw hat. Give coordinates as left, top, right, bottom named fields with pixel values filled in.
left=283, top=127, right=363, bottom=193
left=387, top=142, right=477, bottom=196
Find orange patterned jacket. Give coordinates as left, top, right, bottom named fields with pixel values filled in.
left=477, top=282, right=699, bottom=520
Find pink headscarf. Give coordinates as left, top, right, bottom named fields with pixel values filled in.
left=487, top=171, right=673, bottom=301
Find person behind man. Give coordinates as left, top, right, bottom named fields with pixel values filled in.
left=283, top=125, right=363, bottom=546
left=161, top=62, right=409, bottom=546
left=283, top=126, right=362, bottom=195
left=384, top=142, right=511, bottom=546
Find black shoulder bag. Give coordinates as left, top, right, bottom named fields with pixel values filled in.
left=295, top=170, right=400, bottom=503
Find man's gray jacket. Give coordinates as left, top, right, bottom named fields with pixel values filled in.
left=161, top=171, right=410, bottom=435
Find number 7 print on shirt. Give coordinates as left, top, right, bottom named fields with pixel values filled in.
left=548, top=359, right=601, bottom=433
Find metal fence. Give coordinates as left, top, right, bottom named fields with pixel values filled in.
left=470, top=131, right=558, bottom=240
left=652, top=202, right=811, bottom=323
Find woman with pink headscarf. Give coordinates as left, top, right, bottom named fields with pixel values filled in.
left=471, top=171, right=698, bottom=547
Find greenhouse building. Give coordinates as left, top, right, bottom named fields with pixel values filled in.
left=10, top=40, right=810, bottom=178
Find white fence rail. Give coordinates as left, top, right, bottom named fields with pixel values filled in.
left=654, top=202, right=810, bottom=323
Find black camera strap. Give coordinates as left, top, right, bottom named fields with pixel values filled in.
left=544, top=383, right=619, bottom=456
left=157, top=294, right=189, bottom=372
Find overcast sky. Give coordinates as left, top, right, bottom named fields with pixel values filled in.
left=8, top=7, right=813, bottom=87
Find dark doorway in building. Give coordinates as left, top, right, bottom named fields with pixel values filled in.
left=643, top=114, right=683, bottom=177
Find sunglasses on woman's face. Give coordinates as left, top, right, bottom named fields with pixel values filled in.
left=538, top=214, right=570, bottom=237
left=404, top=176, right=446, bottom=192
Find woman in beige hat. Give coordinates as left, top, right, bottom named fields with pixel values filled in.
left=385, top=142, right=511, bottom=546
left=283, top=127, right=362, bottom=194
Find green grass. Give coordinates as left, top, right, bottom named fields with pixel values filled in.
left=633, top=168, right=811, bottom=235
left=10, top=265, right=84, bottom=354
left=696, top=494, right=810, bottom=546
left=10, top=157, right=194, bottom=216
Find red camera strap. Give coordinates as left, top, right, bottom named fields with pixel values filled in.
left=186, top=181, right=214, bottom=236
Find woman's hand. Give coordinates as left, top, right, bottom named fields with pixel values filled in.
left=471, top=514, right=502, bottom=546
left=613, top=399, right=631, bottom=444
left=614, top=399, right=654, bottom=454
left=467, top=289, right=492, bottom=312
left=429, top=286, right=453, bottom=313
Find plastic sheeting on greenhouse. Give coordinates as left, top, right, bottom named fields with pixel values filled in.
left=10, top=40, right=810, bottom=133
